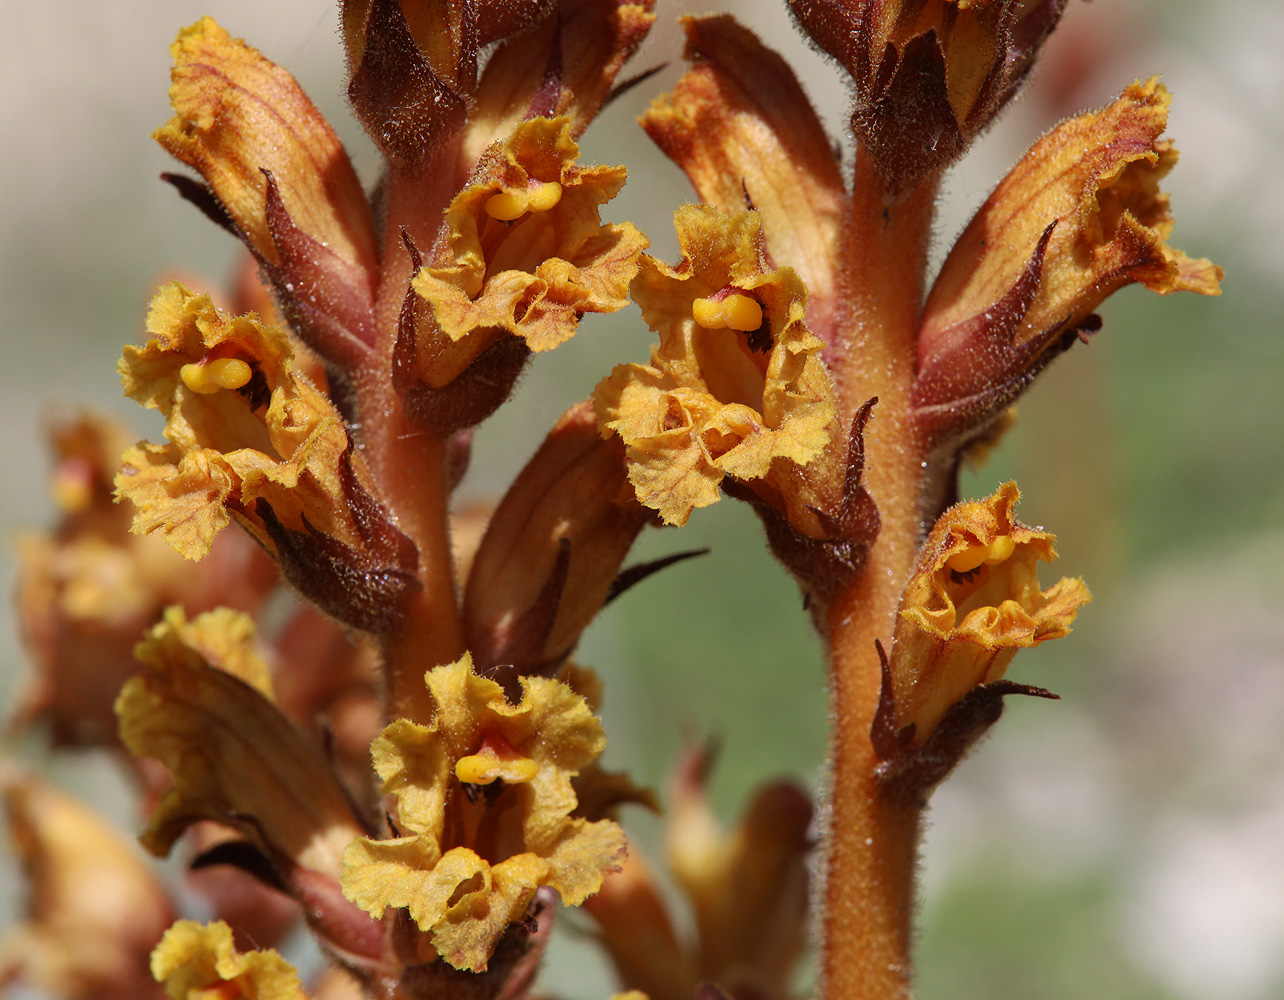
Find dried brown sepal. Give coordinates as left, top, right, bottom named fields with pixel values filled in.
left=342, top=0, right=470, bottom=168
left=876, top=679, right=1059, bottom=805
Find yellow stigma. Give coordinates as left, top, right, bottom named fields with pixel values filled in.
left=485, top=181, right=562, bottom=221
left=691, top=293, right=763, bottom=331
left=455, top=750, right=539, bottom=786
left=180, top=357, right=253, bottom=395
left=946, top=535, right=1017, bottom=574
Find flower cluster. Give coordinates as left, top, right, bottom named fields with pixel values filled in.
left=4, top=2, right=1220, bottom=1000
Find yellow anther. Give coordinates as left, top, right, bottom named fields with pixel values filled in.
left=525, top=181, right=562, bottom=212
left=180, top=357, right=253, bottom=395
left=455, top=750, right=539, bottom=785
left=945, top=535, right=1016, bottom=575
left=485, top=181, right=561, bottom=222
left=691, top=293, right=763, bottom=331
left=485, top=189, right=530, bottom=221
left=983, top=535, right=1016, bottom=564
left=721, top=294, right=764, bottom=331
left=691, top=297, right=728, bottom=329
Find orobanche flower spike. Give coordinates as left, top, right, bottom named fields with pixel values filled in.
left=6, top=2, right=1221, bottom=1000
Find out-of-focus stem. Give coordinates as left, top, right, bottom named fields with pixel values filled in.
left=820, top=149, right=938, bottom=1000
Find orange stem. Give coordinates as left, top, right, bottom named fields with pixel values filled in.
left=819, top=149, right=938, bottom=1000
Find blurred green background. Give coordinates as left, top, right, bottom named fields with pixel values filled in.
left=2, top=2, right=1283, bottom=998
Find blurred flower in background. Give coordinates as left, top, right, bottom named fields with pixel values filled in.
left=1, top=1, right=1282, bottom=998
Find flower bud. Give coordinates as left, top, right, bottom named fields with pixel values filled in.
left=463, top=401, right=651, bottom=679
left=789, top=0, right=1071, bottom=194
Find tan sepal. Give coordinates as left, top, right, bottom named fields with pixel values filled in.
left=641, top=15, right=844, bottom=323
left=920, top=79, right=1222, bottom=372
left=0, top=770, right=174, bottom=1000
left=150, top=920, right=308, bottom=1000
left=411, top=117, right=646, bottom=363
left=595, top=205, right=835, bottom=527
left=117, top=607, right=363, bottom=878
left=465, top=1, right=657, bottom=165
left=890, top=482, right=1091, bottom=743
left=155, top=18, right=375, bottom=275
left=340, top=654, right=626, bottom=970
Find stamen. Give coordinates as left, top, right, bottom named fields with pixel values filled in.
left=691, top=293, right=763, bottom=331
left=179, top=357, right=253, bottom=395
left=945, top=535, right=1016, bottom=574
left=485, top=181, right=563, bottom=221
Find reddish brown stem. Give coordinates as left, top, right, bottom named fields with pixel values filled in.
left=358, top=143, right=471, bottom=724
left=819, top=149, right=938, bottom=1000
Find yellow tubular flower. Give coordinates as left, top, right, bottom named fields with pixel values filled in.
left=340, top=654, right=627, bottom=972
left=407, top=116, right=647, bottom=382
left=595, top=205, right=836, bottom=529
left=888, top=483, right=1091, bottom=746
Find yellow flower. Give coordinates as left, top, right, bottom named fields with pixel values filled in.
left=150, top=920, right=307, bottom=1000
left=405, top=117, right=648, bottom=387
left=595, top=205, right=836, bottom=528
left=116, top=283, right=416, bottom=632
left=639, top=16, right=846, bottom=332
left=340, top=653, right=626, bottom=972
left=886, top=482, right=1091, bottom=748
left=914, top=79, right=1223, bottom=453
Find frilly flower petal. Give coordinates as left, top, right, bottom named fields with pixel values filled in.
left=340, top=653, right=626, bottom=971
left=116, top=283, right=416, bottom=631
left=595, top=205, right=835, bottom=527
left=889, top=482, right=1091, bottom=744
left=411, top=117, right=647, bottom=358
left=150, top=920, right=308, bottom=1000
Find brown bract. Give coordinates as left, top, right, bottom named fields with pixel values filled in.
left=116, top=284, right=417, bottom=632
left=887, top=482, right=1089, bottom=745
left=340, top=654, right=626, bottom=972
left=595, top=205, right=835, bottom=529
left=463, top=401, right=651, bottom=680
left=410, top=117, right=646, bottom=366
left=0, top=771, right=173, bottom=1000
left=789, top=0, right=1070, bottom=194
left=641, top=15, right=845, bottom=333
left=913, top=78, right=1223, bottom=452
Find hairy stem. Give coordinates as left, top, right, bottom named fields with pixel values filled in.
left=820, top=150, right=938, bottom=1000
